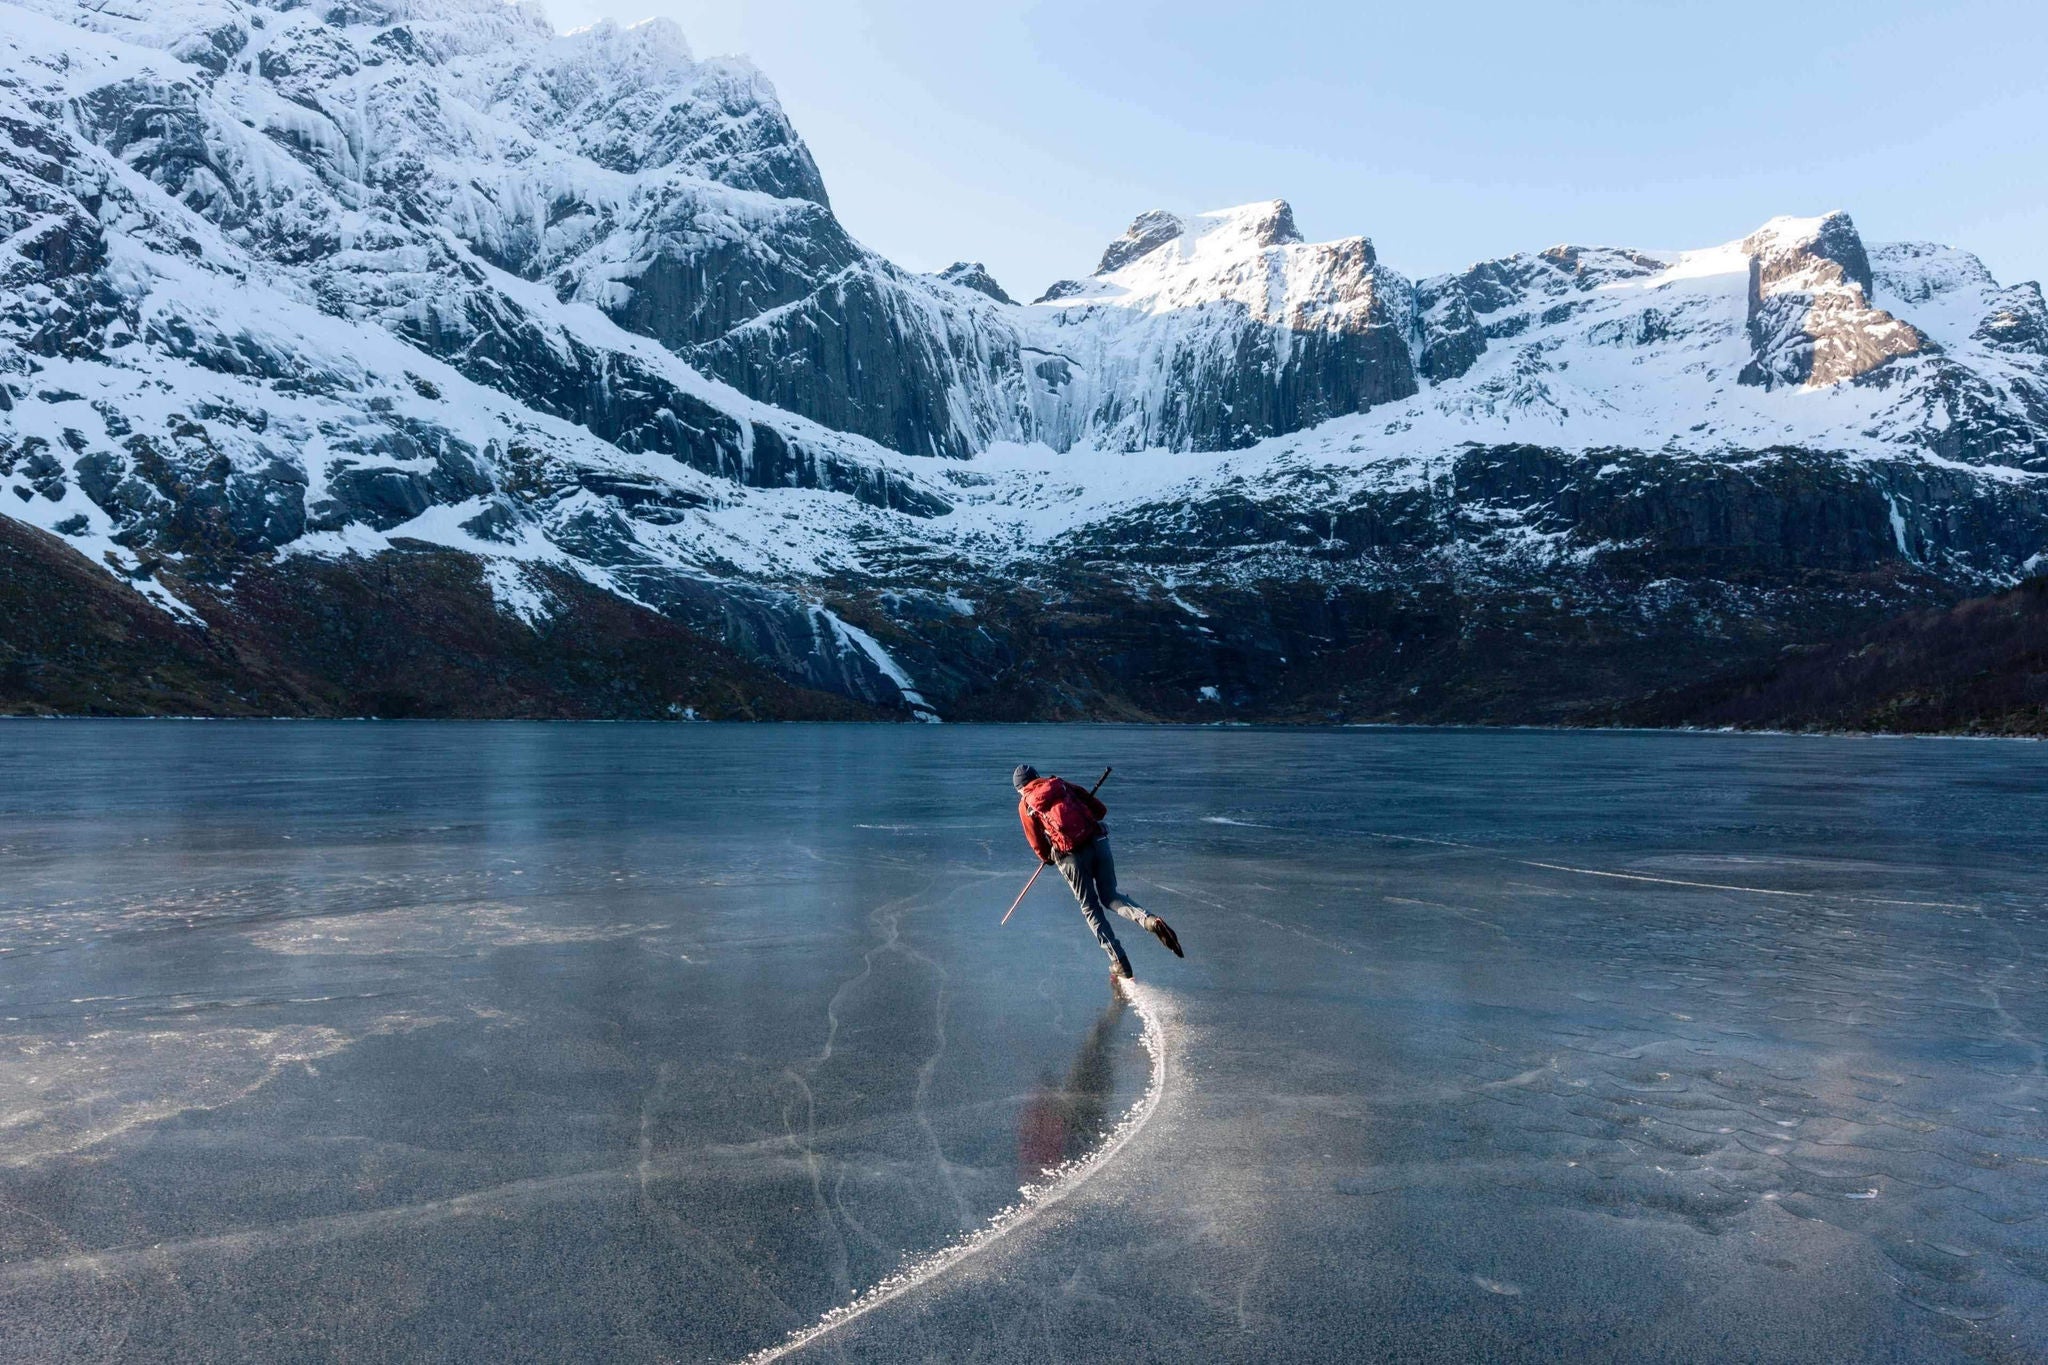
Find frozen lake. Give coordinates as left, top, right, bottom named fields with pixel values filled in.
left=2, top=723, right=2045, bottom=1363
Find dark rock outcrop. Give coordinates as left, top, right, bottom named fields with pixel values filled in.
left=1623, top=575, right=2048, bottom=736
left=936, top=261, right=1013, bottom=304
left=1413, top=275, right=1487, bottom=383
left=1976, top=283, right=2048, bottom=355
left=392, top=282, right=951, bottom=514
left=0, top=517, right=878, bottom=720
left=679, top=258, right=1031, bottom=461
left=1409, top=244, right=1665, bottom=385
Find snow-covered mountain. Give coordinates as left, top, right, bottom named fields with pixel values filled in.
left=5, top=0, right=2048, bottom=722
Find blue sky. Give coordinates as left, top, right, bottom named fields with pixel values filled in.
left=544, top=0, right=2048, bottom=300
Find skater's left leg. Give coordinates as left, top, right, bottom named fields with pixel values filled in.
left=1089, top=839, right=1150, bottom=925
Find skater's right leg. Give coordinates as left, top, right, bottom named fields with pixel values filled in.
left=1056, top=843, right=1132, bottom=978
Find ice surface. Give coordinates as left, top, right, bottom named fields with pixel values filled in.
left=3, top=724, right=2047, bottom=1363
left=0, top=723, right=1151, bottom=1362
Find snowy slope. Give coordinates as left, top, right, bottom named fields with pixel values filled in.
left=1311, top=215, right=2047, bottom=470
left=0, top=0, right=968, bottom=707
left=1016, top=204, right=2046, bottom=468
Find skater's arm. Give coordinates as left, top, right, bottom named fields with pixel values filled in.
left=1018, top=799, right=1054, bottom=863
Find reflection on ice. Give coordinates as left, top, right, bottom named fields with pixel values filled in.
left=747, top=983, right=1169, bottom=1365
left=1019, top=996, right=1125, bottom=1181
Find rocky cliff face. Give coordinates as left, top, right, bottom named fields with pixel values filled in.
left=1737, top=214, right=1929, bottom=390
left=5, top=0, right=2048, bottom=724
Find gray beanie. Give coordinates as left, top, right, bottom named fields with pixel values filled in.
left=1011, top=764, right=1039, bottom=791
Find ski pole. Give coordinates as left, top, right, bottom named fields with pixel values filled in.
left=1001, top=766, right=1111, bottom=925
left=1000, top=863, right=1046, bottom=926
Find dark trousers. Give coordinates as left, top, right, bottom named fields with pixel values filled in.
left=1054, top=837, right=1149, bottom=973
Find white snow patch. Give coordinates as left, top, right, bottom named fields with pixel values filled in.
left=1885, top=495, right=1912, bottom=560
left=482, top=560, right=559, bottom=627
left=811, top=606, right=941, bottom=722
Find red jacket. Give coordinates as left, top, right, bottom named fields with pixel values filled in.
left=1018, top=776, right=1106, bottom=861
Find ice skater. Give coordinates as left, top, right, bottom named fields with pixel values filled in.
left=1012, top=764, right=1183, bottom=984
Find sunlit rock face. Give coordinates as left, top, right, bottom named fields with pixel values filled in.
left=1736, top=213, right=1928, bottom=390
left=6, top=0, right=2048, bottom=723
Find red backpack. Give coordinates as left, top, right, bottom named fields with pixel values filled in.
left=1021, top=777, right=1102, bottom=854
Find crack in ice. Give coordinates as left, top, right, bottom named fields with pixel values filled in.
left=739, top=982, right=1170, bottom=1364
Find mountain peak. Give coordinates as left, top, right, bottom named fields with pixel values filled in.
left=1092, top=200, right=1307, bottom=279
left=1736, top=210, right=1926, bottom=388
left=936, top=262, right=1013, bottom=305
left=1095, top=211, right=1187, bottom=275
left=1741, top=211, right=1873, bottom=297
left=560, top=16, right=695, bottom=65
left=1199, top=199, right=1303, bottom=249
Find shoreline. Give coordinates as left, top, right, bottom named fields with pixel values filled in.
left=0, top=713, right=2040, bottom=742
